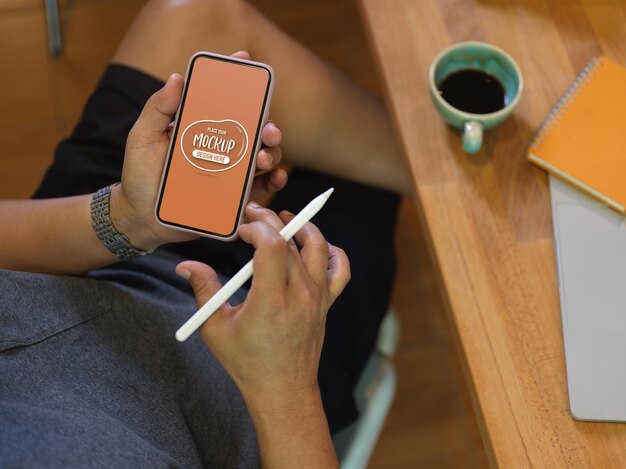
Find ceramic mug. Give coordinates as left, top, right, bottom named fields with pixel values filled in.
left=429, top=41, right=523, bottom=154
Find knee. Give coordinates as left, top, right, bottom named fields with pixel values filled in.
left=152, top=0, right=221, bottom=15
left=146, top=0, right=220, bottom=21
left=146, top=0, right=254, bottom=49
left=149, top=0, right=249, bottom=28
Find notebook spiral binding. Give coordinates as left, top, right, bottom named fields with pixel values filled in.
left=530, top=57, right=604, bottom=150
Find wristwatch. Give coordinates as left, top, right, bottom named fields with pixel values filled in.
left=90, top=183, right=154, bottom=260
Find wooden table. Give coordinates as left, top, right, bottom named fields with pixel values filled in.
left=358, top=1, right=626, bottom=466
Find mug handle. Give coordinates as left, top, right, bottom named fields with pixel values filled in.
left=462, top=120, right=483, bottom=154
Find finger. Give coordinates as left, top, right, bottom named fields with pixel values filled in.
left=244, top=202, right=287, bottom=232
left=244, top=202, right=300, bottom=251
left=177, top=260, right=228, bottom=310
left=231, top=50, right=251, bottom=60
left=326, top=244, right=351, bottom=304
left=252, top=168, right=288, bottom=196
left=242, top=205, right=305, bottom=286
left=130, top=73, right=184, bottom=145
left=238, top=220, right=288, bottom=292
left=261, top=121, right=282, bottom=147
left=279, top=211, right=329, bottom=289
left=256, top=146, right=282, bottom=171
left=250, top=168, right=288, bottom=200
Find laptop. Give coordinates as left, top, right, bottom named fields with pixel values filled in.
left=550, top=175, right=626, bottom=421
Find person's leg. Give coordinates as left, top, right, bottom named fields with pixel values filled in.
left=112, top=0, right=412, bottom=195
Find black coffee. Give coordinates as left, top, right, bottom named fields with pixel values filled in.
left=439, top=69, right=506, bottom=114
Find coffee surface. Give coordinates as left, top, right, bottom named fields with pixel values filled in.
left=439, top=69, right=506, bottom=114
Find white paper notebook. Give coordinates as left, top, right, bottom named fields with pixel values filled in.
left=550, top=175, right=626, bottom=421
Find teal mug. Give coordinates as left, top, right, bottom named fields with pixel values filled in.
left=429, top=41, right=523, bottom=154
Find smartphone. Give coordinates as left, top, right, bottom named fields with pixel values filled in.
left=156, top=52, right=274, bottom=240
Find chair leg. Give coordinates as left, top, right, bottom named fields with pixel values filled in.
left=45, top=0, right=62, bottom=57
left=333, top=308, right=400, bottom=468
left=334, top=353, right=397, bottom=469
left=376, top=308, right=400, bottom=358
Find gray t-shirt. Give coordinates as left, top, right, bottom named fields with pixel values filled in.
left=0, top=250, right=258, bottom=468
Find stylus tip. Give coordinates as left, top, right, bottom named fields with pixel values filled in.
left=322, top=187, right=334, bottom=200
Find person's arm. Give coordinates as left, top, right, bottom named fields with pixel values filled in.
left=179, top=203, right=350, bottom=468
left=0, top=194, right=119, bottom=275
left=244, top=386, right=338, bottom=468
left=0, top=52, right=287, bottom=275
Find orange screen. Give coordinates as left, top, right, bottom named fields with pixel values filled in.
left=157, top=54, right=272, bottom=238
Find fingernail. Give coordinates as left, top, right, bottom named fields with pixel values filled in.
left=248, top=201, right=260, bottom=208
left=177, top=268, right=190, bottom=280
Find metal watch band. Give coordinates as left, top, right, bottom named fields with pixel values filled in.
left=90, top=183, right=154, bottom=260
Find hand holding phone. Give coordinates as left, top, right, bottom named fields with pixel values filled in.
left=156, top=51, right=276, bottom=240
left=111, top=51, right=284, bottom=251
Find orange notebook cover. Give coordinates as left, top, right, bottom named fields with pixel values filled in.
left=528, top=56, right=626, bottom=214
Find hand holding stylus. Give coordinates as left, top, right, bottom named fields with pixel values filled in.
left=175, top=195, right=350, bottom=394
left=175, top=188, right=337, bottom=342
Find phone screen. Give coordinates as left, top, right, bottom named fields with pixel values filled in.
left=156, top=53, right=273, bottom=238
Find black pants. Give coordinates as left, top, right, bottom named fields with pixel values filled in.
left=33, top=64, right=400, bottom=433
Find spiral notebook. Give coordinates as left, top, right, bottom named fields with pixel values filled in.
left=528, top=56, right=626, bottom=215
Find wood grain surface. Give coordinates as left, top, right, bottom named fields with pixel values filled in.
left=358, top=0, right=626, bottom=466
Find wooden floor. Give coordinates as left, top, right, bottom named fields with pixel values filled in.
left=0, top=0, right=488, bottom=466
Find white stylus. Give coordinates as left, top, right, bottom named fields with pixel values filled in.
left=176, top=187, right=334, bottom=342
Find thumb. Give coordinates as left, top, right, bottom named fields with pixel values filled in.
left=231, top=50, right=251, bottom=61
left=176, top=260, right=224, bottom=309
left=131, top=73, right=184, bottom=144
